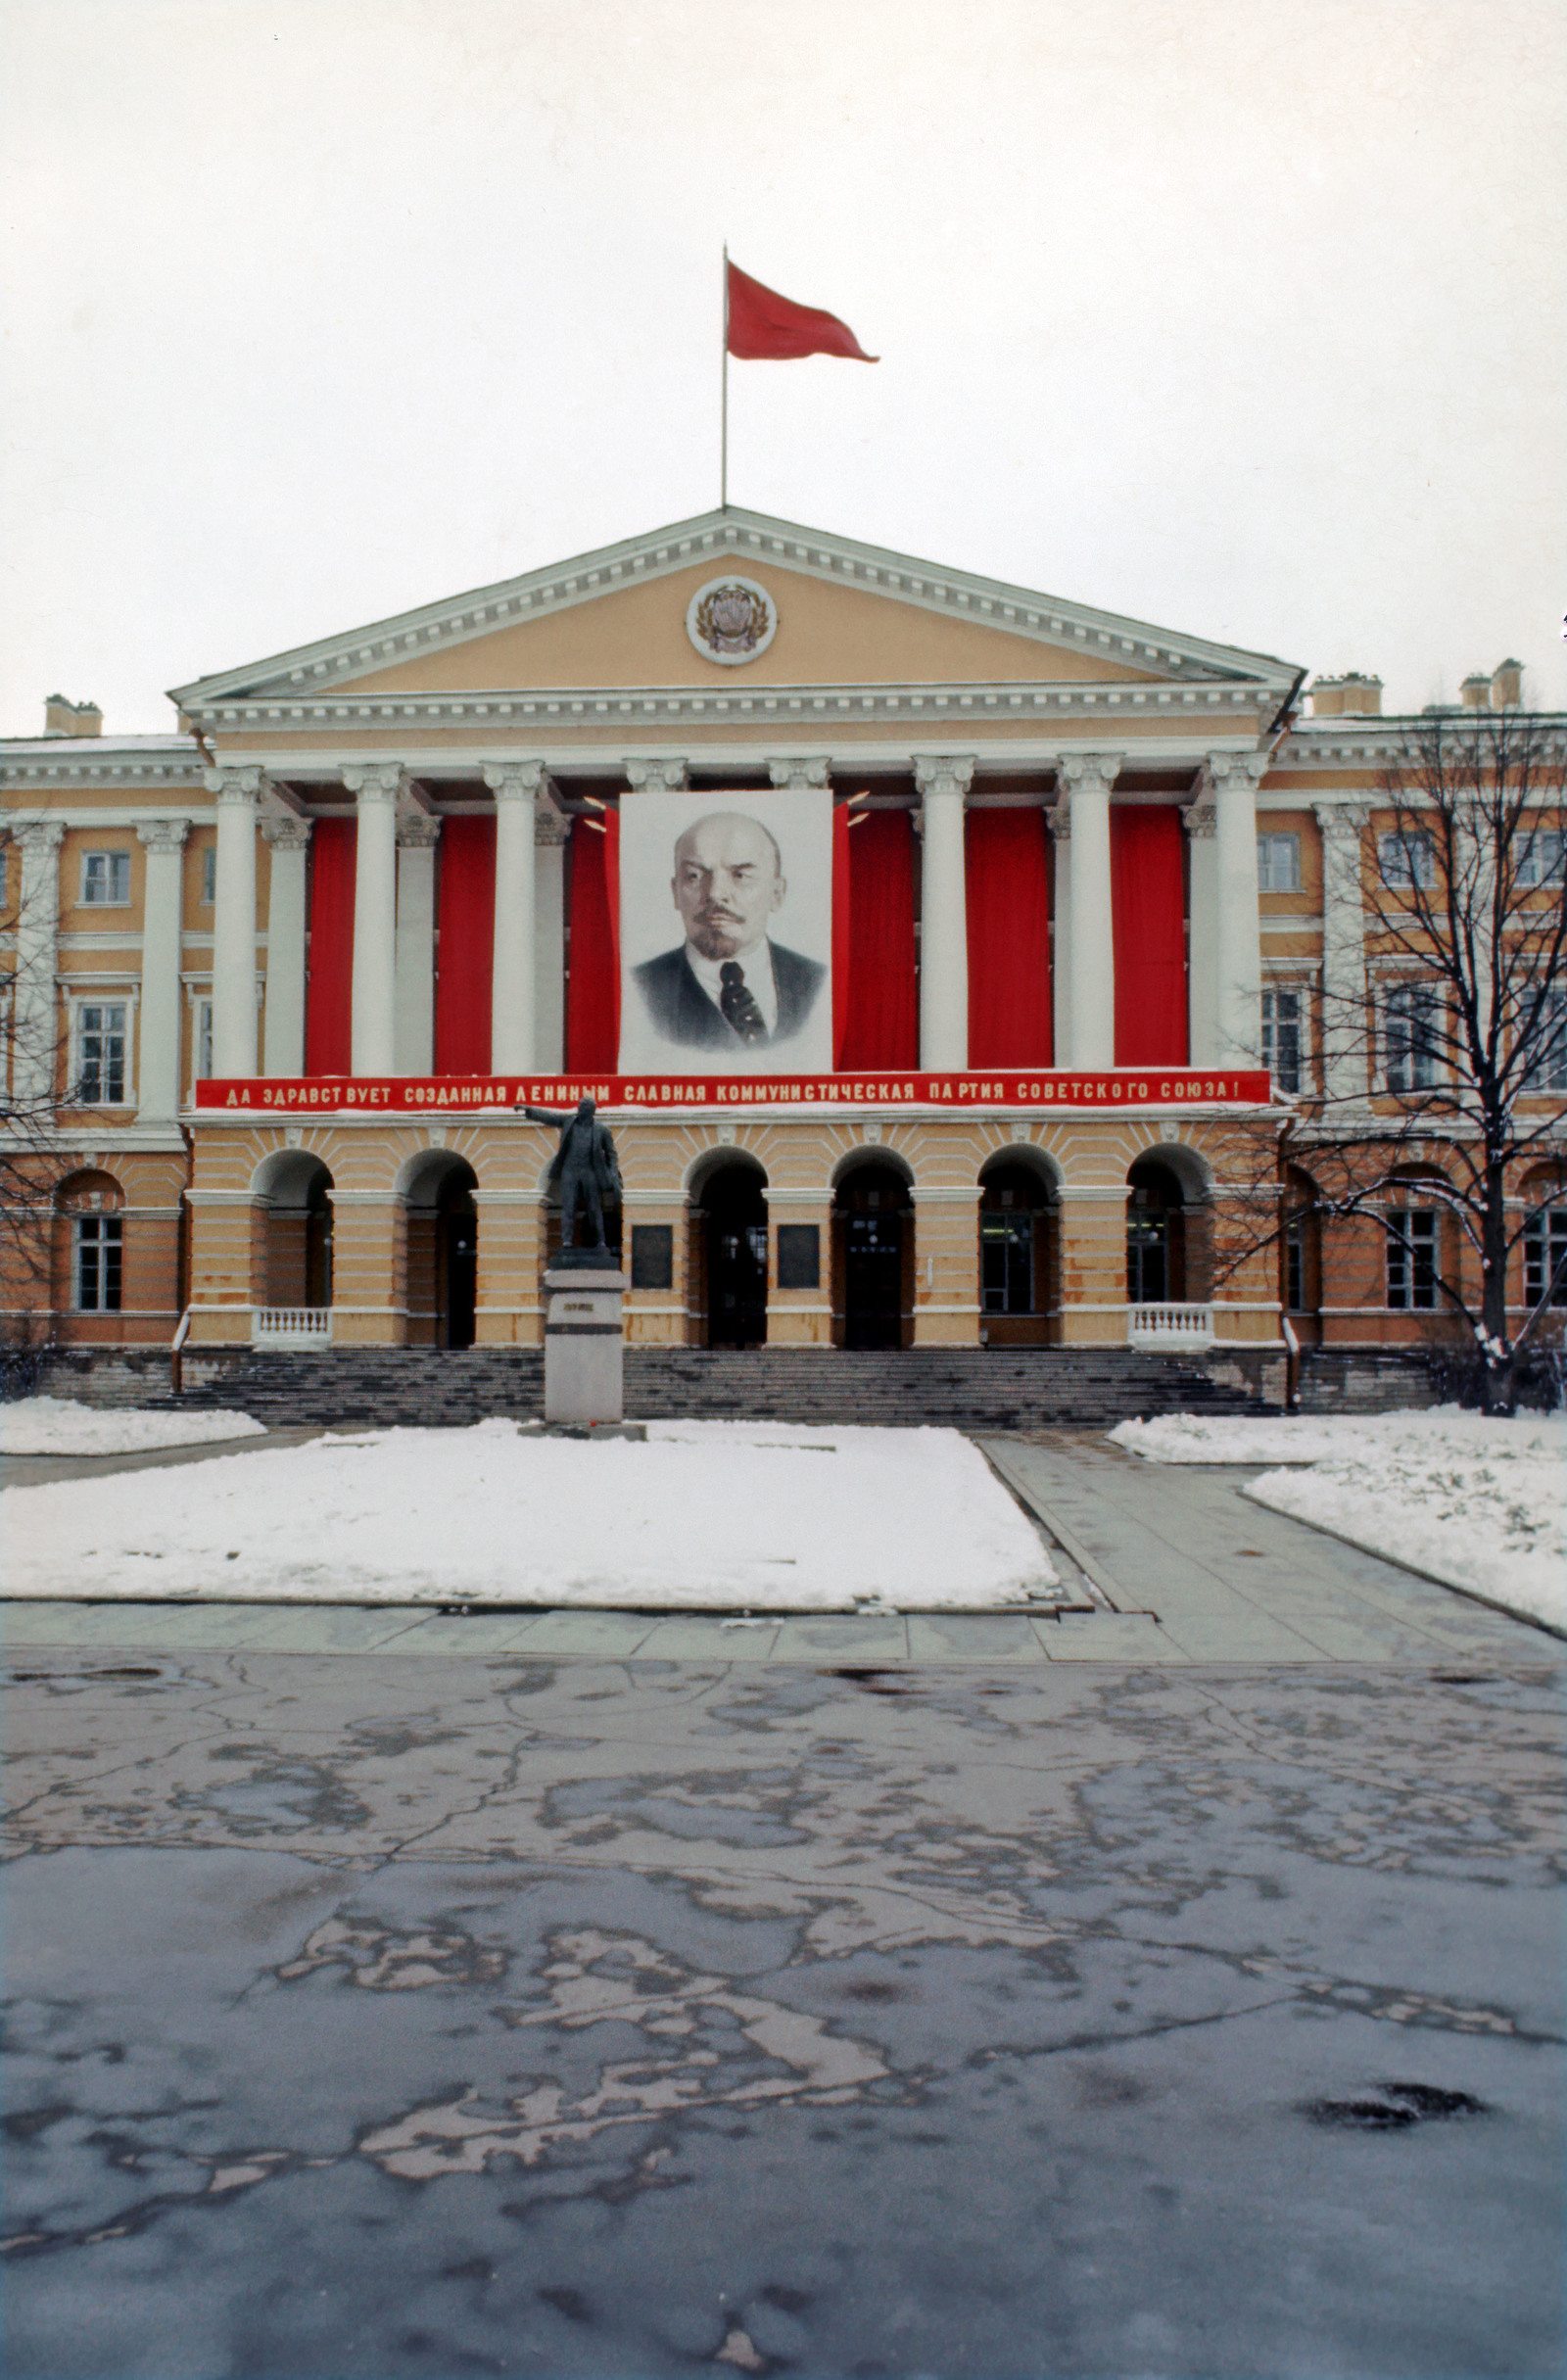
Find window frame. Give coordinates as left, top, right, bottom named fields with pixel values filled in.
left=1257, top=832, right=1302, bottom=893
left=79, top=848, right=132, bottom=908
left=71, top=995, right=133, bottom=1108
left=1523, top=1205, right=1567, bottom=1309
left=1377, top=829, right=1437, bottom=891
left=73, top=1213, right=123, bottom=1313
left=1516, top=824, right=1565, bottom=890
left=1261, top=983, right=1306, bottom=1094
left=200, top=844, right=217, bottom=906
left=1523, top=984, right=1567, bottom=1095
left=1386, top=1206, right=1439, bottom=1310
left=1382, top=980, right=1442, bottom=1094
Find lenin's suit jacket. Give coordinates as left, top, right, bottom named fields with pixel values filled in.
left=632, top=940, right=827, bottom=1052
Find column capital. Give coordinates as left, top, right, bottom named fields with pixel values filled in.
left=535, top=809, right=571, bottom=847
left=1056, top=750, right=1122, bottom=797
left=205, top=764, right=266, bottom=805
left=624, top=757, right=689, bottom=794
left=1182, top=799, right=1217, bottom=840
left=1200, top=749, right=1268, bottom=797
left=1046, top=801, right=1072, bottom=840
left=1311, top=797, right=1373, bottom=842
left=395, top=812, right=441, bottom=850
left=342, top=763, right=409, bottom=806
left=261, top=812, right=314, bottom=851
left=767, top=756, right=832, bottom=791
left=17, top=819, right=66, bottom=853
left=483, top=759, right=549, bottom=801
left=913, top=754, right=975, bottom=801
left=136, top=818, right=190, bottom=855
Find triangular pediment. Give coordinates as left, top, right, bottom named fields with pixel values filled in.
left=169, top=508, right=1300, bottom=711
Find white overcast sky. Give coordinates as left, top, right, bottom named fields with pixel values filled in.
left=3, top=0, right=1563, bottom=735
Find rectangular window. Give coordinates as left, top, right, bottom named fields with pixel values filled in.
left=982, top=1213, right=1034, bottom=1314
left=76, top=1003, right=128, bottom=1104
left=201, top=844, right=217, bottom=905
left=1257, top=833, right=1301, bottom=892
left=1517, top=826, right=1565, bottom=888
left=1524, top=986, right=1567, bottom=1094
left=196, top=997, right=214, bottom=1083
left=1387, top=1208, right=1438, bottom=1309
left=629, top=1223, right=673, bottom=1291
left=74, top=1214, right=123, bottom=1312
left=776, top=1223, right=821, bottom=1291
left=1384, top=984, right=1440, bottom=1092
left=1261, top=987, right=1303, bottom=1093
left=1524, top=1208, right=1567, bottom=1309
left=81, top=849, right=131, bottom=905
left=1286, top=1219, right=1305, bottom=1312
left=1378, top=831, right=1436, bottom=890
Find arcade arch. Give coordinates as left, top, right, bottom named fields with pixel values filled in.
left=400, top=1150, right=480, bottom=1350
left=251, top=1149, right=334, bottom=1312
left=689, top=1152, right=769, bottom=1348
left=978, top=1149, right=1059, bottom=1346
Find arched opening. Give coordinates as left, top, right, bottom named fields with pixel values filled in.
left=693, top=1157, right=769, bottom=1348
left=833, top=1158, right=914, bottom=1350
left=1126, top=1157, right=1187, bottom=1305
left=978, top=1154, right=1058, bottom=1347
left=252, top=1151, right=334, bottom=1313
left=1283, top=1164, right=1322, bottom=1344
left=54, top=1169, right=127, bottom=1323
left=400, top=1151, right=480, bottom=1350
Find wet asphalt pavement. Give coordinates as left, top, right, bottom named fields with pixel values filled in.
left=4, top=1629, right=1563, bottom=2380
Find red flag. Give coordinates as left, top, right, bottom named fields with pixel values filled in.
left=726, top=262, right=878, bottom=362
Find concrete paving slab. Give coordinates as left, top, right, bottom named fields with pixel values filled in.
left=507, top=1609, right=662, bottom=1656
left=768, top=1615, right=913, bottom=1663
left=634, top=1618, right=783, bottom=1661
left=1038, top=1613, right=1190, bottom=1661
left=905, top=1613, right=1050, bottom=1663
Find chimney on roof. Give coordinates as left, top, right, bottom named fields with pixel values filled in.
left=1491, top=658, right=1523, bottom=709
left=1460, top=673, right=1492, bottom=710
left=1308, top=673, right=1382, bottom=718
left=44, top=694, right=103, bottom=738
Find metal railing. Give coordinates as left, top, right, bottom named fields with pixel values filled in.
left=1127, top=1302, right=1215, bottom=1350
left=252, top=1308, right=333, bottom=1347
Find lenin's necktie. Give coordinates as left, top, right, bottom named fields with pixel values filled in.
left=719, top=962, right=768, bottom=1043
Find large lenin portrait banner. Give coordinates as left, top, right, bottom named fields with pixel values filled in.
left=617, top=788, right=834, bottom=1074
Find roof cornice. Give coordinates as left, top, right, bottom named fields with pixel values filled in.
left=0, top=749, right=207, bottom=791
left=184, top=676, right=1276, bottom=740
left=167, top=507, right=1303, bottom=707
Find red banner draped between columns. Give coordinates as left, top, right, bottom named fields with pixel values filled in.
left=839, top=809, right=918, bottom=1071
left=965, top=807, right=1053, bottom=1067
left=565, top=812, right=620, bottom=1071
left=434, top=816, right=496, bottom=1075
left=1112, top=805, right=1188, bottom=1066
left=304, top=818, right=356, bottom=1075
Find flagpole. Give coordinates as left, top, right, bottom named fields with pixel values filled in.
left=721, top=243, right=729, bottom=510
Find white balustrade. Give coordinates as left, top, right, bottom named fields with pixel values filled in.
left=1126, top=1303, right=1214, bottom=1351
left=252, top=1308, right=333, bottom=1347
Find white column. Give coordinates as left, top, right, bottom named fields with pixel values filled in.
left=134, top=819, right=187, bottom=1121
left=1049, top=803, right=1071, bottom=1061
left=534, top=806, right=569, bottom=1073
left=1183, top=796, right=1219, bottom=1065
left=485, top=760, right=546, bottom=1071
left=261, top=813, right=311, bottom=1076
left=343, top=764, right=404, bottom=1075
left=1059, top=751, right=1120, bottom=1068
left=1207, top=751, right=1266, bottom=1064
left=914, top=755, right=974, bottom=1071
left=207, top=765, right=262, bottom=1075
left=1314, top=800, right=1371, bottom=1102
left=393, top=813, right=439, bottom=1075
left=13, top=822, right=64, bottom=1108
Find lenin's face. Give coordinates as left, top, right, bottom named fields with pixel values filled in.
left=672, top=813, right=784, bottom=962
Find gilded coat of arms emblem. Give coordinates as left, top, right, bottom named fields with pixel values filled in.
left=686, top=575, right=779, bottom=666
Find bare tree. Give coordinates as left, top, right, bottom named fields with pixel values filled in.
left=1254, top=708, right=1567, bottom=1409
left=0, top=824, right=71, bottom=1358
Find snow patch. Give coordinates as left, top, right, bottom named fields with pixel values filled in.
left=1111, top=1407, right=1566, bottom=1635
left=0, top=1420, right=1055, bottom=1610
left=0, top=1397, right=266, bottom=1458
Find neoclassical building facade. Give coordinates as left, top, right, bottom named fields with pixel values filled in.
left=2, top=510, right=1557, bottom=1363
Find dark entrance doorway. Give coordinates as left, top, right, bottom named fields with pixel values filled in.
left=699, top=1162, right=768, bottom=1347
left=438, top=1174, right=477, bottom=1350
left=978, top=1156, right=1054, bottom=1346
left=1126, top=1158, right=1186, bottom=1306
left=835, top=1161, right=912, bottom=1349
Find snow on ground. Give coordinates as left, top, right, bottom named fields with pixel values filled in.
left=0, top=1398, right=266, bottom=1458
left=1112, top=1407, right=1566, bottom=1635
left=0, top=1418, right=1055, bottom=1611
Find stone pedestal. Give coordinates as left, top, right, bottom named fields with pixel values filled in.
left=543, top=1261, right=626, bottom=1424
